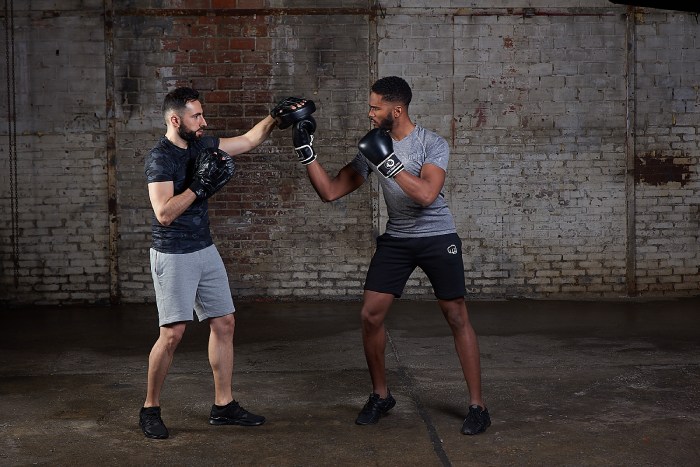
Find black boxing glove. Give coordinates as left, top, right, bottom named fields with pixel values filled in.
left=292, top=116, right=317, bottom=165
left=189, top=147, right=236, bottom=200
left=358, top=128, right=404, bottom=178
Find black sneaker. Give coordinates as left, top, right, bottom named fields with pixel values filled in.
left=139, top=406, right=169, bottom=439
left=209, top=400, right=266, bottom=426
left=461, top=404, right=491, bottom=435
left=355, top=391, right=396, bottom=425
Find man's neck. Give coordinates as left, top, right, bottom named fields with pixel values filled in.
left=165, top=129, right=188, bottom=149
left=390, top=119, right=416, bottom=142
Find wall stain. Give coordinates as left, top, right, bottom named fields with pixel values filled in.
left=635, top=151, right=691, bottom=186
left=473, top=103, right=487, bottom=128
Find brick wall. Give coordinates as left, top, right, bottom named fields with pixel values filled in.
left=0, top=0, right=698, bottom=305
left=0, top=2, right=111, bottom=304
left=633, top=11, right=700, bottom=294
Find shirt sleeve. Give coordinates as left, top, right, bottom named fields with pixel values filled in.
left=424, top=132, right=450, bottom=171
left=349, top=151, right=371, bottom=180
left=145, top=148, right=176, bottom=183
left=205, top=136, right=220, bottom=151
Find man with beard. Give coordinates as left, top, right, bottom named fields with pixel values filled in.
left=140, top=87, right=275, bottom=439
left=291, top=76, right=490, bottom=435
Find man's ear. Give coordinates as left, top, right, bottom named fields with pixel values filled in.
left=168, top=112, right=180, bottom=128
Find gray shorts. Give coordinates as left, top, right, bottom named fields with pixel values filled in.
left=150, top=245, right=235, bottom=327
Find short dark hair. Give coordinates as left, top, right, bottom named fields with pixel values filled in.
left=371, top=76, right=412, bottom=107
left=162, top=87, right=200, bottom=116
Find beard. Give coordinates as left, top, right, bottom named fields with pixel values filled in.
left=377, top=113, right=394, bottom=131
left=178, top=125, right=202, bottom=142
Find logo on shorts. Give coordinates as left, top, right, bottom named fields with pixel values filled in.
left=447, top=244, right=458, bottom=255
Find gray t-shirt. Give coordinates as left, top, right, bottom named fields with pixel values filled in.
left=351, top=125, right=457, bottom=238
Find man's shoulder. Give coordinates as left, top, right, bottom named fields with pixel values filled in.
left=145, top=137, right=180, bottom=180
left=148, top=137, right=177, bottom=159
left=147, top=135, right=216, bottom=160
left=413, top=125, right=449, bottom=157
left=415, top=125, right=447, bottom=145
left=191, top=136, right=219, bottom=151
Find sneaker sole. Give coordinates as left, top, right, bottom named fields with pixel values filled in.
left=139, top=424, right=169, bottom=439
left=461, top=420, right=491, bottom=435
left=209, top=417, right=265, bottom=426
left=355, top=399, right=396, bottom=425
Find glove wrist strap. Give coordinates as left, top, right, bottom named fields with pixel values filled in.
left=189, top=179, right=206, bottom=199
left=377, top=153, right=404, bottom=178
left=294, top=134, right=316, bottom=165
left=295, top=144, right=316, bottom=165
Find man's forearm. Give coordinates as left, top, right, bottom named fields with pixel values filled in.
left=154, top=189, right=197, bottom=226
left=244, top=115, right=276, bottom=148
left=219, top=115, right=276, bottom=155
left=305, top=162, right=335, bottom=202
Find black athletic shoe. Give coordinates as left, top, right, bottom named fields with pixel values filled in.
left=139, top=406, right=169, bottom=439
left=355, top=391, right=396, bottom=425
left=461, top=404, right=491, bottom=435
left=209, top=400, right=266, bottom=426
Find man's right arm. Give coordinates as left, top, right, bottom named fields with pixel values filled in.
left=304, top=161, right=366, bottom=202
left=291, top=116, right=366, bottom=201
left=148, top=181, right=197, bottom=226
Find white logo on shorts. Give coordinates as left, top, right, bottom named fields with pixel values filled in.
left=447, top=244, right=458, bottom=255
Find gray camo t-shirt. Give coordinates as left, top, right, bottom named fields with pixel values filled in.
left=145, top=135, right=220, bottom=253
left=351, top=125, right=457, bottom=238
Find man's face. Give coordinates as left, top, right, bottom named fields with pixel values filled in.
left=368, top=92, right=395, bottom=131
left=176, top=100, right=207, bottom=142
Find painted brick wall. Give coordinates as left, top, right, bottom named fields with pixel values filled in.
left=1, top=1, right=698, bottom=305
left=389, top=7, right=631, bottom=298
left=0, top=2, right=111, bottom=304
left=633, top=11, right=700, bottom=294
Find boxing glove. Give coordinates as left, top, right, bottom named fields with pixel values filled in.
left=358, top=128, right=404, bottom=178
left=292, top=116, right=317, bottom=165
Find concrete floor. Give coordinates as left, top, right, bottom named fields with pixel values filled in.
left=1, top=298, right=699, bottom=466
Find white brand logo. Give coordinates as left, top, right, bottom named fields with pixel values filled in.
left=447, top=244, right=458, bottom=255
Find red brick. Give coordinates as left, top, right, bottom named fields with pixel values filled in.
left=230, top=38, right=256, bottom=50
left=212, top=0, right=237, bottom=8
left=205, top=91, right=230, bottom=103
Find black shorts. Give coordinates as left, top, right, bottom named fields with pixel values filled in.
left=364, top=232, right=466, bottom=300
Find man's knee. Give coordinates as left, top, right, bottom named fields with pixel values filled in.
left=210, top=313, right=235, bottom=337
left=440, top=298, right=470, bottom=328
left=360, top=307, right=383, bottom=329
left=361, top=291, right=394, bottom=328
left=159, top=322, right=187, bottom=350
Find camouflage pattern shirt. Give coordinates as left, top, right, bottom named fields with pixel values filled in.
left=145, top=135, right=220, bottom=253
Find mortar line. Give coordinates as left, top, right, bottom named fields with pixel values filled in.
left=386, top=329, right=452, bottom=467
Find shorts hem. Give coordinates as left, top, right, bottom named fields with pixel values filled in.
left=364, top=287, right=402, bottom=299
left=200, top=309, right=235, bottom=321
left=435, top=293, right=466, bottom=301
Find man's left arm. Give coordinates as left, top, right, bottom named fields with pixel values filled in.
left=218, top=115, right=276, bottom=156
left=394, top=164, right=446, bottom=207
left=357, top=128, right=446, bottom=207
